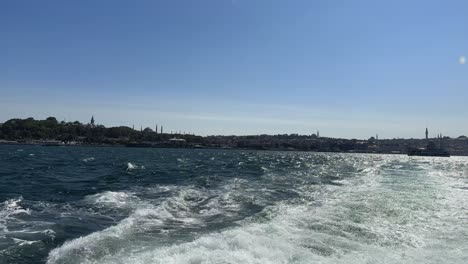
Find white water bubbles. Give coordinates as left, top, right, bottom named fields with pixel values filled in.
left=82, top=157, right=95, bottom=162
left=46, top=153, right=468, bottom=264
left=0, top=197, right=56, bottom=251
left=126, top=162, right=145, bottom=171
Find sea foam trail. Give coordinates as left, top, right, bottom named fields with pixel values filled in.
left=47, top=178, right=263, bottom=264
left=47, top=156, right=468, bottom=264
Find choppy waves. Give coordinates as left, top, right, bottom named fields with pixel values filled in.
left=1, top=146, right=467, bottom=264
left=0, top=197, right=56, bottom=255
left=47, top=154, right=468, bottom=264
left=47, top=176, right=273, bottom=264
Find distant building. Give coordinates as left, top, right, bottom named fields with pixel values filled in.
left=425, top=127, right=428, bottom=140
left=169, top=137, right=187, bottom=146
left=90, top=116, right=95, bottom=126
left=169, top=138, right=186, bottom=142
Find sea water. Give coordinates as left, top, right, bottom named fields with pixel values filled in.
left=0, top=145, right=467, bottom=264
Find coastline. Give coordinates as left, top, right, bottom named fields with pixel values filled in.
left=1, top=140, right=460, bottom=156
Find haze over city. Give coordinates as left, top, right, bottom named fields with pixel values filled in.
left=2, top=0, right=467, bottom=138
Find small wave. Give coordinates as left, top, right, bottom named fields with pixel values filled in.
left=0, top=197, right=31, bottom=219
left=127, top=162, right=136, bottom=170
left=46, top=205, right=168, bottom=264
left=12, top=237, right=40, bottom=246
left=126, top=162, right=144, bottom=171
left=82, top=157, right=95, bottom=162
left=84, top=191, right=140, bottom=210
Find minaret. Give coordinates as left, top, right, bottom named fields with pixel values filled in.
left=438, top=133, right=442, bottom=148
left=317, top=130, right=320, bottom=138
left=161, top=126, right=163, bottom=134
left=425, top=127, right=428, bottom=140
left=155, top=124, right=158, bottom=134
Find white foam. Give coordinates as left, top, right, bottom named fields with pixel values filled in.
left=47, top=155, right=468, bottom=264
left=1, top=197, right=57, bottom=250
left=12, top=237, right=40, bottom=246
left=82, top=157, right=95, bottom=162
left=0, top=197, right=31, bottom=219
left=47, top=181, right=258, bottom=263
left=126, top=162, right=144, bottom=171
left=84, top=191, right=140, bottom=210
left=96, top=157, right=465, bottom=264
left=126, top=162, right=137, bottom=170
left=46, top=205, right=167, bottom=264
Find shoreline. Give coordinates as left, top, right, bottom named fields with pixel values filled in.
left=1, top=141, right=461, bottom=156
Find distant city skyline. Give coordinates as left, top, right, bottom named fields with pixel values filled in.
left=2, top=0, right=467, bottom=139
left=0, top=113, right=463, bottom=140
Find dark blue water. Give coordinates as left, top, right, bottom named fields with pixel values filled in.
left=1, top=145, right=467, bottom=264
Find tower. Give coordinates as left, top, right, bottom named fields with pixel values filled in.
left=90, top=116, right=95, bottom=126
left=161, top=126, right=163, bottom=134
left=439, top=133, right=443, bottom=148
left=155, top=124, right=158, bottom=134
left=425, top=127, right=428, bottom=140
left=317, top=130, right=320, bottom=138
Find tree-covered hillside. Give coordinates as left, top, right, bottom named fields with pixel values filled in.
left=0, top=117, right=203, bottom=144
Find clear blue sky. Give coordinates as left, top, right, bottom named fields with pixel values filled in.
left=1, top=0, right=467, bottom=138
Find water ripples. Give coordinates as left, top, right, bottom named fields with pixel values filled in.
left=0, top=145, right=467, bottom=263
